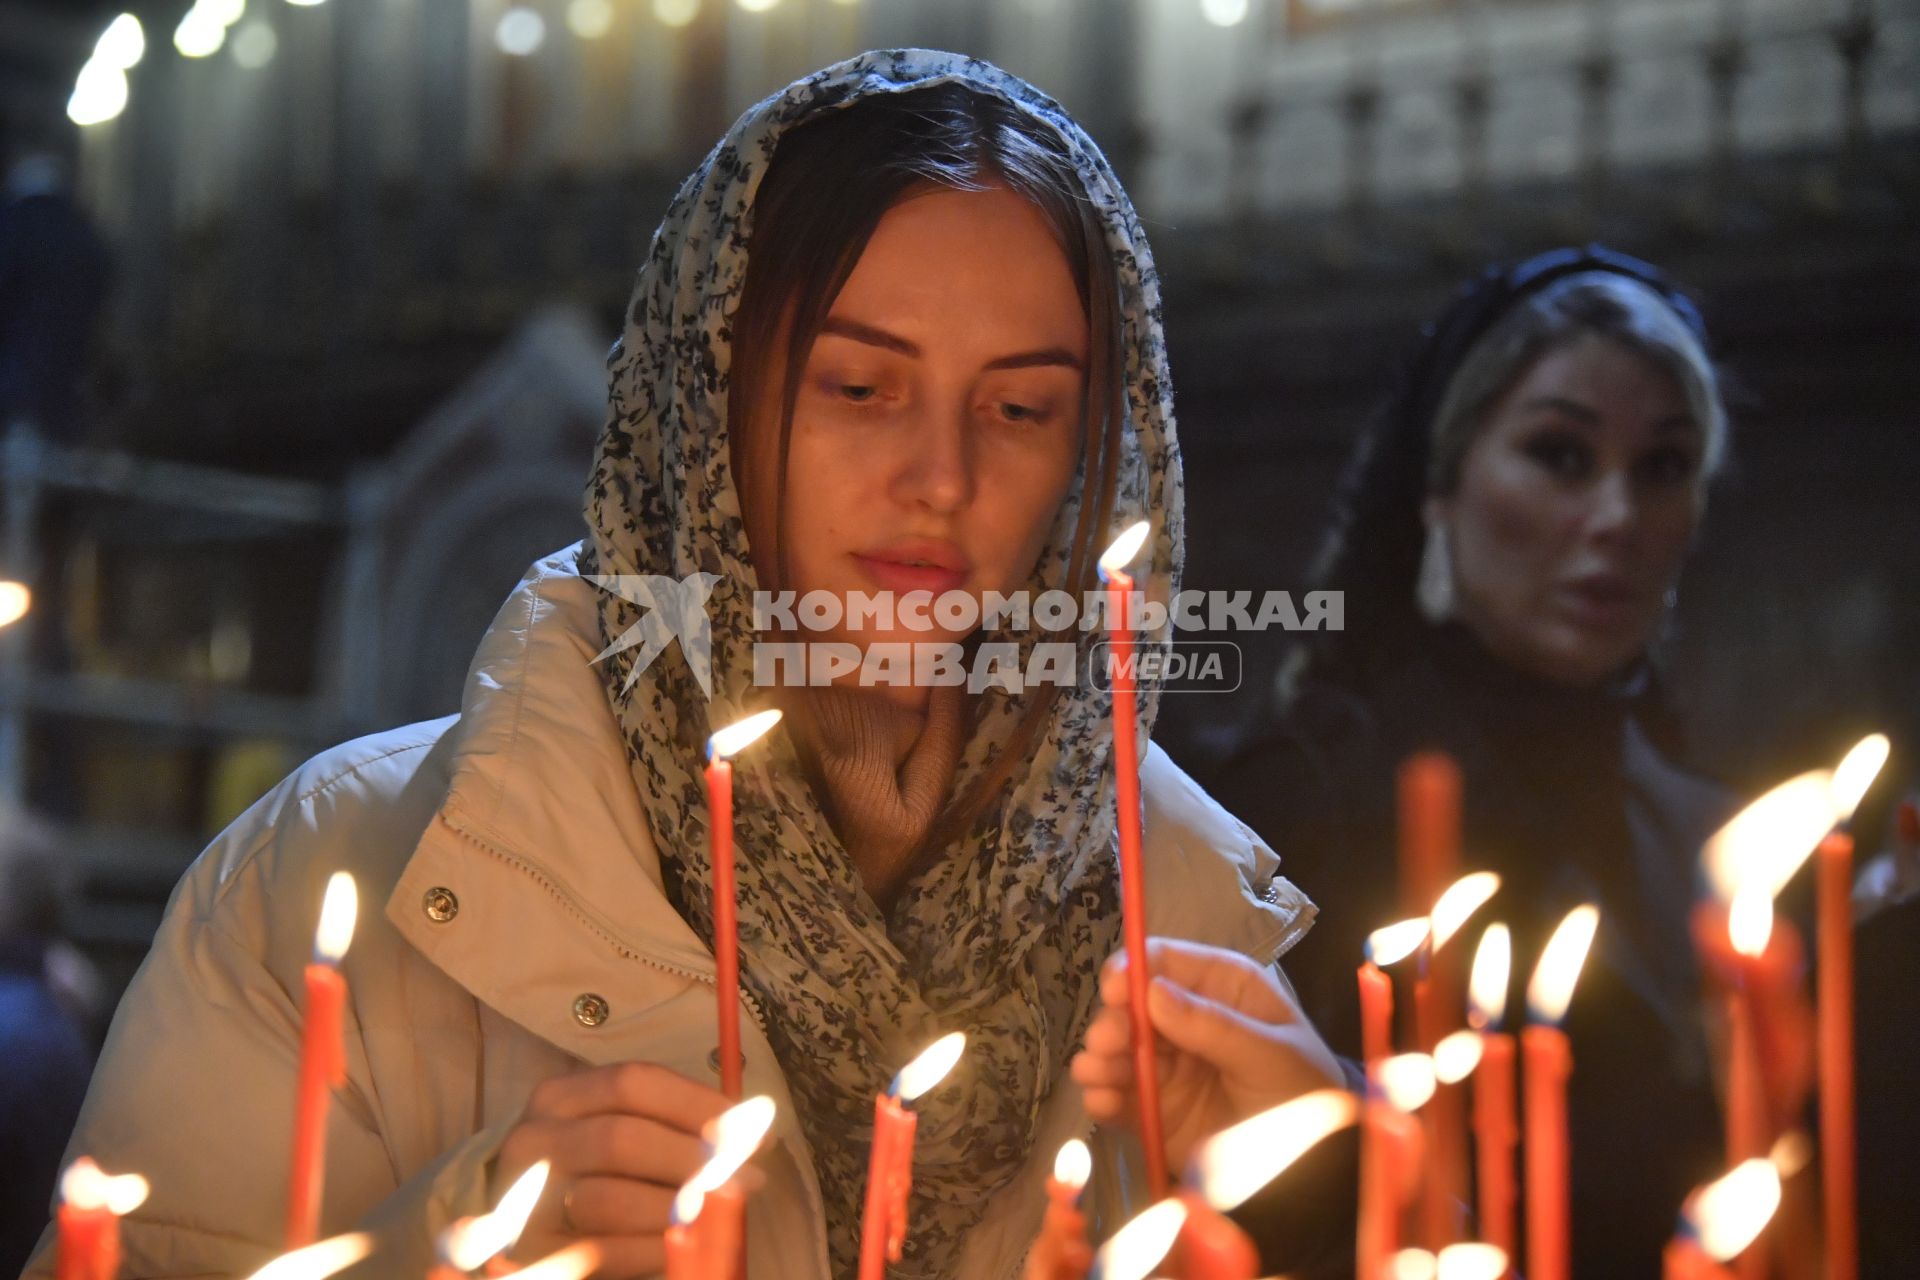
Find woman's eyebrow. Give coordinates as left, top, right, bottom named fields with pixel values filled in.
left=1520, top=395, right=1601, bottom=423
left=818, top=316, right=1085, bottom=372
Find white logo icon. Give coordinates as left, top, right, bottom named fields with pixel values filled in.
left=587, top=573, right=723, bottom=697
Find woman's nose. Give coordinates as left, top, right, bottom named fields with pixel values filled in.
left=893, top=407, right=975, bottom=514
left=1585, top=470, right=1639, bottom=543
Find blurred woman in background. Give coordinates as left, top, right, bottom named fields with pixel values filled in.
left=1215, top=246, right=1738, bottom=1276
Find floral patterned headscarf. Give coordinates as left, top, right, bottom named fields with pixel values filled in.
left=580, top=50, right=1183, bottom=1277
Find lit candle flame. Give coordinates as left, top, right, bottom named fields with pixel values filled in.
left=671, top=1180, right=706, bottom=1228
left=510, top=1241, right=601, bottom=1280
left=894, top=1032, right=965, bottom=1102
left=1364, top=918, right=1430, bottom=967
left=1688, top=1159, right=1782, bottom=1262
left=243, top=1233, right=373, bottom=1280
left=708, top=709, right=783, bottom=761
left=1832, top=734, right=1890, bottom=822
left=1467, top=923, right=1511, bottom=1030
left=1703, top=771, right=1838, bottom=902
left=1526, top=904, right=1598, bottom=1026
left=1096, top=521, right=1152, bottom=583
left=313, top=872, right=358, bottom=966
left=0, top=581, right=31, bottom=629
left=1728, top=888, right=1774, bottom=958
left=1376, top=1053, right=1437, bottom=1112
left=1433, top=1030, right=1484, bottom=1085
left=700, top=1095, right=777, bottom=1186
left=1091, top=1198, right=1187, bottom=1280
left=1769, top=1130, right=1813, bottom=1178
left=441, top=1160, right=549, bottom=1270
left=59, top=1158, right=149, bottom=1216
left=1436, top=1242, right=1509, bottom=1280
left=1192, top=1088, right=1358, bottom=1211
left=1052, top=1138, right=1092, bottom=1191
left=1430, top=872, right=1500, bottom=951
left=1389, top=1248, right=1437, bottom=1280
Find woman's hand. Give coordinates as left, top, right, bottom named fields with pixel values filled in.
left=495, top=1062, right=735, bottom=1277
left=1069, top=937, right=1345, bottom=1171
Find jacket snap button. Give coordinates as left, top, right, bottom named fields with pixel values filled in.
left=573, top=993, right=610, bottom=1028
left=706, top=1047, right=722, bottom=1075
left=422, top=887, right=459, bottom=923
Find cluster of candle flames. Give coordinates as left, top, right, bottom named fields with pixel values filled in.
left=49, top=523, right=1888, bottom=1280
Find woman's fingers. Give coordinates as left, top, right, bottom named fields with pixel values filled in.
left=1100, top=939, right=1295, bottom=1024
left=555, top=1174, right=676, bottom=1237
left=552, top=1113, right=712, bottom=1184
left=527, top=1061, right=734, bottom=1130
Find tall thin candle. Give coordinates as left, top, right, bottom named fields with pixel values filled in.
left=704, top=710, right=783, bottom=1099
left=1025, top=1140, right=1092, bottom=1280
left=287, top=873, right=358, bottom=1248
left=1523, top=905, right=1598, bottom=1280
left=1361, top=918, right=1429, bottom=1068
left=1097, top=520, right=1168, bottom=1195
left=1182, top=1090, right=1358, bottom=1280
left=1359, top=1055, right=1435, bottom=1280
left=1467, top=925, right=1516, bottom=1267
left=1421, top=873, right=1500, bottom=1250
left=858, top=1034, right=965, bottom=1280
left=55, top=1159, right=147, bottom=1280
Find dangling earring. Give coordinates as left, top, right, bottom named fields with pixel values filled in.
left=1416, top=523, right=1455, bottom=623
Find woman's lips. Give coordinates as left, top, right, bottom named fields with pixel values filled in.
left=852, top=554, right=969, bottom=597
left=1558, top=578, right=1645, bottom=630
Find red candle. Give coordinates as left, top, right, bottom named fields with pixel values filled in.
left=436, top=1160, right=550, bottom=1278
left=1098, top=522, right=1169, bottom=1196
left=1663, top=1240, right=1735, bottom=1280
left=1025, top=1139, right=1092, bottom=1280
left=1359, top=1057, right=1433, bottom=1280
left=1397, top=753, right=1460, bottom=922
left=1467, top=925, right=1515, bottom=1265
left=287, top=873, right=358, bottom=1249
left=1358, top=961, right=1394, bottom=1069
left=704, top=710, right=782, bottom=1101
left=858, top=1034, right=965, bottom=1280
left=55, top=1160, right=147, bottom=1280
left=1816, top=831, right=1856, bottom=1280
left=1522, top=905, right=1598, bottom=1280
left=1094, top=1200, right=1189, bottom=1280
left=1665, top=1158, right=1783, bottom=1280
left=1422, top=873, right=1499, bottom=1252
left=1173, top=1193, right=1258, bottom=1280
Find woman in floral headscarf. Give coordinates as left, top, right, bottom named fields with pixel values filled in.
left=27, top=51, right=1337, bottom=1280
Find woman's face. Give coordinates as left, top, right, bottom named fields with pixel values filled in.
left=764, top=183, right=1088, bottom=671
left=1429, top=332, right=1707, bottom=687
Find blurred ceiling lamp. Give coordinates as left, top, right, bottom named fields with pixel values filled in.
left=232, top=22, right=278, bottom=69
left=174, top=7, right=227, bottom=57
left=496, top=7, right=548, bottom=55
left=737, top=0, right=781, bottom=11
left=94, top=14, right=145, bottom=70
left=655, top=0, right=700, bottom=26
left=0, top=582, right=31, bottom=630
left=567, top=0, right=615, bottom=38
left=66, top=61, right=129, bottom=126
left=1202, top=0, right=1250, bottom=25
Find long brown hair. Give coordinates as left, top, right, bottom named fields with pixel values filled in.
left=727, top=83, right=1127, bottom=844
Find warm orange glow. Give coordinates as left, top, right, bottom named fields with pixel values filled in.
left=1728, top=888, right=1774, bottom=958
left=896, top=1032, right=965, bottom=1102
left=313, top=872, right=358, bottom=966
left=1389, top=1248, right=1437, bottom=1280
left=1436, top=1242, right=1508, bottom=1280
left=1377, top=1053, right=1438, bottom=1112
left=1467, top=923, right=1511, bottom=1030
left=510, top=1242, right=601, bottom=1280
left=1192, top=1088, right=1358, bottom=1211
left=1430, top=872, right=1500, bottom=951
left=59, top=1158, right=149, bottom=1216
left=442, top=1160, right=549, bottom=1270
left=1096, top=521, right=1152, bottom=581
left=1052, top=1138, right=1092, bottom=1191
left=1365, top=917, right=1431, bottom=967
left=1093, top=1198, right=1187, bottom=1280
left=1433, top=1030, right=1484, bottom=1085
left=1703, top=771, right=1838, bottom=902
left=1832, top=734, right=1890, bottom=822
left=701, top=1095, right=776, bottom=1184
left=708, top=710, right=782, bottom=761
left=243, top=1233, right=373, bottom=1280
left=1689, top=1159, right=1782, bottom=1262
left=0, top=581, right=30, bottom=629
left=1526, top=905, right=1598, bottom=1026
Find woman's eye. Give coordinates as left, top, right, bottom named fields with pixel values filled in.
left=1522, top=432, right=1593, bottom=482
left=837, top=383, right=879, bottom=404
left=992, top=401, right=1051, bottom=425
left=1636, top=447, right=1698, bottom=487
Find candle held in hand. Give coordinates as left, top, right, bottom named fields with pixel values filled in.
left=287, top=872, right=358, bottom=1248
left=858, top=1033, right=965, bottom=1280
left=704, top=709, right=782, bottom=1101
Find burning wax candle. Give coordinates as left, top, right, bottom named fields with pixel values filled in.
left=1359, top=1054, right=1435, bottom=1280
left=1181, top=1089, right=1358, bottom=1280
left=858, top=1033, right=965, bottom=1280
left=1662, top=1159, right=1782, bottom=1280
left=1466, top=925, right=1516, bottom=1266
left=1025, top=1139, right=1093, bottom=1280
left=1817, top=733, right=1886, bottom=1280
left=1361, top=918, right=1429, bottom=1069
left=1397, top=754, right=1461, bottom=920
left=1093, top=1199, right=1188, bottom=1280
left=664, top=1096, right=776, bottom=1280
left=1419, top=873, right=1499, bottom=1250
left=1097, top=520, right=1169, bottom=1196
left=242, top=1233, right=374, bottom=1280
left=287, top=872, right=358, bottom=1248
left=704, top=710, right=783, bottom=1100
left=1522, top=905, right=1598, bottom=1280
left=55, top=1159, right=148, bottom=1280
left=432, top=1161, right=548, bottom=1280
